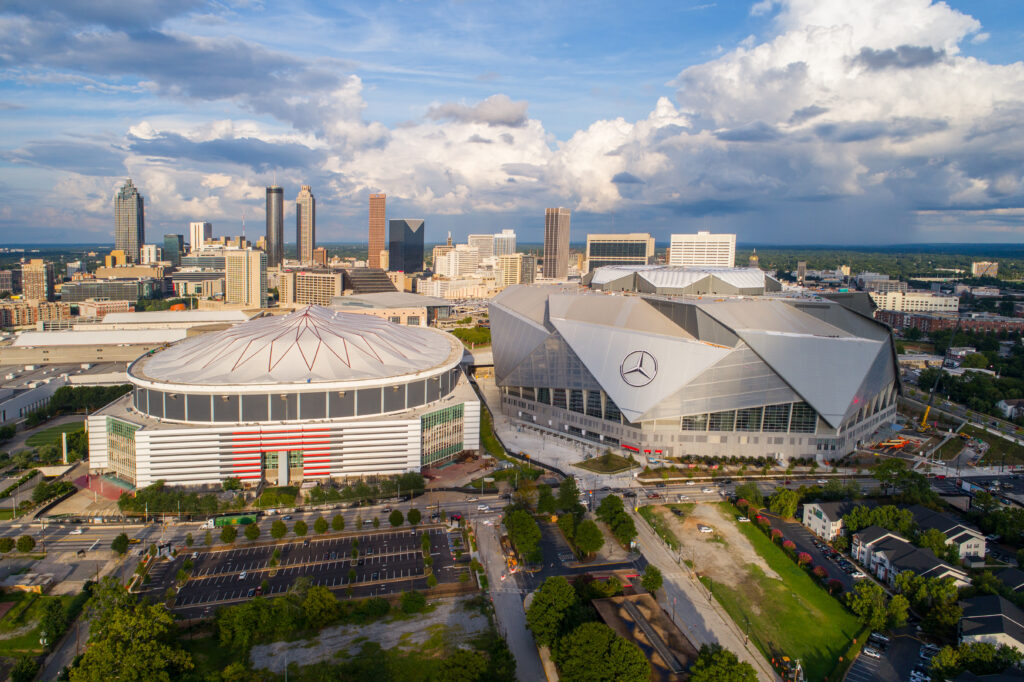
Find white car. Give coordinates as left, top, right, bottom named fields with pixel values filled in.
left=697, top=525, right=713, bottom=534
left=69, top=528, right=83, bottom=535
left=701, top=487, right=714, bottom=493
left=476, top=504, right=490, bottom=511
left=817, top=479, right=827, bottom=484
left=685, top=481, right=696, bottom=486
left=862, top=647, right=881, bottom=659
left=851, top=571, right=867, bottom=579
left=737, top=516, right=750, bottom=523
left=239, top=571, right=247, bottom=580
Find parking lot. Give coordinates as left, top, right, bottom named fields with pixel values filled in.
left=148, top=525, right=459, bottom=618
left=757, top=512, right=859, bottom=592
left=845, top=632, right=933, bottom=682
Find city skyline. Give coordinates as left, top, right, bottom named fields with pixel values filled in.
left=2, top=1, right=1024, bottom=246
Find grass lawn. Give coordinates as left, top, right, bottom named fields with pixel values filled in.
left=468, top=465, right=542, bottom=490
left=0, top=592, right=74, bottom=655
left=934, top=436, right=965, bottom=461
left=576, top=453, right=637, bottom=474
left=963, top=425, right=1024, bottom=466
left=480, top=407, right=508, bottom=460
left=24, top=421, right=84, bottom=447
left=701, top=503, right=861, bottom=681
left=638, top=505, right=680, bottom=551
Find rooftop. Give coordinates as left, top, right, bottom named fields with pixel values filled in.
left=101, top=310, right=252, bottom=325
left=12, top=329, right=186, bottom=347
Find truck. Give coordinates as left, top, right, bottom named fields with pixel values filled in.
left=500, top=535, right=519, bottom=574
left=210, top=514, right=257, bottom=528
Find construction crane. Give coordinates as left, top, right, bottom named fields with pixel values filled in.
left=919, top=316, right=963, bottom=431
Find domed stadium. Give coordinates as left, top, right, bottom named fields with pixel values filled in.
left=89, top=306, right=479, bottom=488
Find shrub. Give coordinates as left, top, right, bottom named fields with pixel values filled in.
left=827, top=579, right=844, bottom=595
left=782, top=540, right=796, bottom=553
left=797, top=552, right=811, bottom=566
left=16, top=535, right=35, bottom=553
left=770, top=528, right=783, bottom=542
left=813, top=565, right=828, bottom=580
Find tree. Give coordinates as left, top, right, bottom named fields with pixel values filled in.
left=553, top=621, right=650, bottom=682
left=574, top=520, right=605, bottom=557
left=873, top=458, right=909, bottom=495
left=111, top=533, right=130, bottom=555
left=40, top=598, right=67, bottom=644
left=294, top=520, right=308, bottom=536
left=435, top=648, right=489, bottom=682
left=505, top=509, right=542, bottom=562
left=846, top=581, right=906, bottom=631
left=314, top=515, right=328, bottom=534
left=244, top=523, right=260, bottom=541
left=688, top=643, right=758, bottom=682
left=332, top=514, right=345, bottom=531
left=10, top=656, right=39, bottom=682
left=220, top=525, right=237, bottom=544
left=222, top=477, right=241, bottom=491
left=427, top=573, right=438, bottom=588
left=557, top=477, right=582, bottom=512
left=407, top=508, right=421, bottom=526
left=768, top=487, right=799, bottom=519
left=372, top=517, right=380, bottom=529
left=400, top=590, right=427, bottom=614
left=16, top=535, right=35, bottom=553
left=557, top=513, right=576, bottom=540
left=271, top=520, right=287, bottom=539
left=0, top=537, right=13, bottom=553
left=596, top=494, right=625, bottom=523
left=302, top=585, right=340, bottom=628
left=71, top=602, right=193, bottom=681
left=184, top=532, right=193, bottom=547
left=513, top=474, right=538, bottom=509
left=525, top=576, right=577, bottom=646
left=917, top=527, right=956, bottom=562
left=204, top=530, right=212, bottom=546
left=930, top=641, right=1024, bottom=681
left=734, top=482, right=763, bottom=508
left=641, top=564, right=663, bottom=594
left=537, top=485, right=558, bottom=515
left=389, top=509, right=404, bottom=527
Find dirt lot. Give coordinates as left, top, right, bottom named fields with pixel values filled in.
left=659, top=503, right=779, bottom=588
left=249, top=595, right=490, bottom=673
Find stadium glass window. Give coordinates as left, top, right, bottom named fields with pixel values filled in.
left=586, top=391, right=602, bottom=418
left=762, top=404, right=791, bottom=432
left=604, top=395, right=622, bottom=423
left=735, top=407, right=763, bottom=431
left=569, top=390, right=585, bottom=414
left=507, top=386, right=521, bottom=398
left=537, top=388, right=551, bottom=404
left=708, top=410, right=735, bottom=431
left=522, top=387, right=535, bottom=401
left=681, top=414, right=708, bottom=431
left=288, top=451, right=303, bottom=468
left=263, top=452, right=279, bottom=469
left=553, top=389, right=567, bottom=409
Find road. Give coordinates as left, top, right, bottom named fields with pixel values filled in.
left=628, top=507, right=778, bottom=682
left=474, top=517, right=546, bottom=682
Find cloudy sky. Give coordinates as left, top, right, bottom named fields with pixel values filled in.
left=1, top=0, right=1023, bottom=246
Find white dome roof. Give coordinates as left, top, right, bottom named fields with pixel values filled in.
left=131, top=306, right=459, bottom=387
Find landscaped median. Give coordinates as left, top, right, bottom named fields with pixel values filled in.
left=637, top=505, right=680, bottom=551
left=696, top=502, right=862, bottom=682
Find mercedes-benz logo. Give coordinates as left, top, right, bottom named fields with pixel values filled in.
left=620, top=350, right=658, bottom=387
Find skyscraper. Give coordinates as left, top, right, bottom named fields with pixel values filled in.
left=189, top=222, right=212, bottom=253
left=467, top=234, right=495, bottom=260
left=163, top=234, right=184, bottom=267
left=369, top=193, right=386, bottom=268
left=265, top=187, right=284, bottom=267
left=584, top=233, right=655, bottom=272
left=667, top=231, right=735, bottom=268
left=21, top=259, right=54, bottom=302
left=114, top=179, right=145, bottom=264
left=493, top=229, right=517, bottom=257
left=542, top=208, right=571, bottom=279
left=225, top=249, right=268, bottom=308
left=296, top=185, right=316, bottom=265
left=388, top=219, right=425, bottom=273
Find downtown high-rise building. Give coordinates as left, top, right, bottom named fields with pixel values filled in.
left=368, top=193, right=386, bottom=268
left=296, top=185, right=316, bottom=265
left=265, top=186, right=284, bottom=267
left=21, top=259, right=54, bottom=302
left=542, top=207, right=571, bottom=279
left=114, top=179, right=145, bottom=263
left=585, top=233, right=655, bottom=272
left=189, top=221, right=212, bottom=253
left=163, top=234, right=184, bottom=267
left=225, top=249, right=268, bottom=308
left=467, top=234, right=495, bottom=260
left=667, top=231, right=735, bottom=268
left=388, top=219, right=425, bottom=273
left=493, top=229, right=517, bottom=257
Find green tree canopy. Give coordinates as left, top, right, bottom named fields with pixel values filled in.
left=15, top=535, right=35, bottom=553
left=688, top=643, right=758, bottom=682
left=71, top=602, right=192, bottom=681
left=271, top=520, right=287, bottom=539
left=641, top=564, right=663, bottom=594
left=332, top=514, right=345, bottom=531
left=574, top=520, right=605, bottom=557
left=314, top=515, right=329, bottom=534
left=220, top=525, right=237, bottom=544
left=505, top=508, right=542, bottom=561
left=734, top=482, right=763, bottom=508
left=110, top=533, right=130, bottom=555
left=244, top=523, right=260, bottom=541
left=407, top=508, right=421, bottom=525
left=294, top=520, right=308, bottom=536
left=557, top=477, right=583, bottom=513
left=389, top=509, right=404, bottom=527
left=553, top=621, right=650, bottom=682
left=525, top=576, right=577, bottom=646
left=768, top=487, right=799, bottom=519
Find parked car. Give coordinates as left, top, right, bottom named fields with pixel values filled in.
left=701, top=487, right=714, bottom=493
left=247, top=588, right=255, bottom=597
left=697, top=525, right=713, bottom=534
left=69, top=528, right=83, bottom=535
left=477, top=504, right=490, bottom=511
left=862, top=647, right=881, bottom=659
left=239, top=571, right=247, bottom=580
left=685, top=481, right=696, bottom=486
left=851, top=571, right=867, bottom=579
left=737, top=516, right=750, bottom=523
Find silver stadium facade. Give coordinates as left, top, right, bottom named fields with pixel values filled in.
left=489, top=286, right=898, bottom=463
